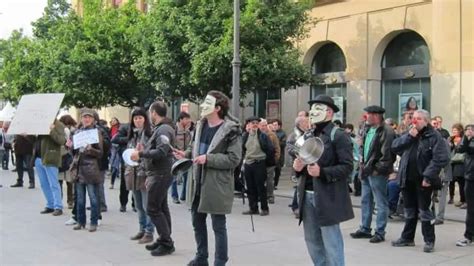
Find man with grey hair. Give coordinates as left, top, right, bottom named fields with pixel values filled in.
left=391, top=109, right=449, bottom=253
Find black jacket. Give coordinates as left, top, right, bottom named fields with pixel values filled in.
left=361, top=123, right=396, bottom=178
left=457, top=136, right=474, bottom=181
left=139, top=117, right=175, bottom=177
left=242, top=129, right=275, bottom=166
left=392, top=125, right=449, bottom=188
left=111, top=124, right=130, bottom=155
left=296, top=122, right=354, bottom=226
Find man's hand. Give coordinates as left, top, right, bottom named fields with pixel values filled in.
left=307, top=163, right=320, bottom=178
left=49, top=124, right=55, bottom=130
left=409, top=127, right=419, bottom=138
left=131, top=150, right=140, bottom=161
left=193, top=155, right=207, bottom=165
left=293, top=158, right=305, bottom=172
left=173, top=149, right=185, bottom=160
left=422, top=179, right=431, bottom=188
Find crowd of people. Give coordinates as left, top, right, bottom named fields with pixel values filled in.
left=1, top=91, right=473, bottom=265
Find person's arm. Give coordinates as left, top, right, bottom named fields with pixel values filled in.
left=422, top=134, right=450, bottom=184
left=139, top=126, right=173, bottom=160
left=319, top=131, right=353, bottom=183
left=374, top=127, right=396, bottom=175
left=206, top=131, right=242, bottom=170
left=391, top=132, right=415, bottom=156
left=83, top=134, right=103, bottom=158
left=271, top=134, right=281, bottom=162
left=457, top=136, right=474, bottom=155
left=49, top=121, right=66, bottom=146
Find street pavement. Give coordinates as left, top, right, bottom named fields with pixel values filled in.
left=1, top=167, right=473, bottom=265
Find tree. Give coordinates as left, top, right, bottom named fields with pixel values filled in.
left=137, top=0, right=315, bottom=102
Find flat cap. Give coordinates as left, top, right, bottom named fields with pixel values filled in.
left=363, top=105, right=385, bottom=114
left=80, top=107, right=95, bottom=117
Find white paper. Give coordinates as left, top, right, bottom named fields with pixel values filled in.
left=73, top=128, right=99, bottom=149
left=7, top=94, right=65, bottom=135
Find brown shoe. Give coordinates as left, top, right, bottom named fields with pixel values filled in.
left=89, top=225, right=97, bottom=232
left=52, top=209, right=63, bottom=216
left=73, top=224, right=85, bottom=230
left=40, top=208, right=54, bottom=214
left=131, top=231, right=145, bottom=240
left=138, top=234, right=153, bottom=244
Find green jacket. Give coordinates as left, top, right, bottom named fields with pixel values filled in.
left=40, top=120, right=66, bottom=168
left=185, top=115, right=242, bottom=214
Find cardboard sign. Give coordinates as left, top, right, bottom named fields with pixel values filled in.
left=73, top=128, right=99, bottom=149
left=7, top=94, right=65, bottom=135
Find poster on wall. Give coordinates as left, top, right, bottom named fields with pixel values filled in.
left=331, top=96, right=344, bottom=122
left=399, top=92, right=422, bottom=120
left=266, top=100, right=280, bottom=120
left=180, top=103, right=189, bottom=113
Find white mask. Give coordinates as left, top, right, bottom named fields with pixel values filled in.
left=200, top=95, right=217, bottom=118
left=309, top=103, right=329, bottom=124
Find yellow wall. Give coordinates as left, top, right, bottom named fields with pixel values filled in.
left=293, top=0, right=474, bottom=129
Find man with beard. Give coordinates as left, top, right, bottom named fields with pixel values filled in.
left=293, top=95, right=354, bottom=265
left=174, top=91, right=242, bottom=266
left=391, top=109, right=449, bottom=253
left=131, top=101, right=176, bottom=256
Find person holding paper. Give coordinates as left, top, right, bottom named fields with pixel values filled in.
left=71, top=108, right=103, bottom=232
left=35, top=119, right=66, bottom=216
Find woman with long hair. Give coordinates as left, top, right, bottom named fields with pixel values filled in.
left=125, top=108, right=155, bottom=244
left=449, top=123, right=466, bottom=208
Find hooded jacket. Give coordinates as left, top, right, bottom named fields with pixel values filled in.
left=185, top=115, right=242, bottom=214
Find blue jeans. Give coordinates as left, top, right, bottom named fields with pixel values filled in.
left=133, top=189, right=154, bottom=235
left=191, top=198, right=228, bottom=266
left=303, top=192, right=345, bottom=266
left=76, top=183, right=99, bottom=226
left=360, top=175, right=389, bottom=236
left=171, top=173, right=188, bottom=200
left=387, top=180, right=401, bottom=212
left=35, top=158, right=62, bottom=210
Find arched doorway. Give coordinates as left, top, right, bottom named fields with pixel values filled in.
left=311, top=42, right=347, bottom=122
left=381, top=31, right=431, bottom=121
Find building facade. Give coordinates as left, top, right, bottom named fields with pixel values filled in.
left=271, top=0, right=473, bottom=131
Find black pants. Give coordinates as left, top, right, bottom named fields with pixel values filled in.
left=401, top=179, right=435, bottom=243
left=244, top=161, right=268, bottom=212
left=274, top=165, right=281, bottom=188
left=449, top=176, right=466, bottom=203
left=147, top=174, right=174, bottom=246
left=465, top=180, right=474, bottom=240
left=119, top=163, right=130, bottom=207
left=15, top=154, right=34, bottom=185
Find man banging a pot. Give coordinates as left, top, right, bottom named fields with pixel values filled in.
left=293, top=95, right=354, bottom=266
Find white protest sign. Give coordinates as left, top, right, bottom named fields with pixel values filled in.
left=7, top=94, right=65, bottom=135
left=73, top=128, right=100, bottom=149
left=0, top=102, right=16, bottom=121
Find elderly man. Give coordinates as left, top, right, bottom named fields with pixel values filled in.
left=391, top=109, right=449, bottom=253
left=293, top=95, right=354, bottom=265
left=259, top=119, right=281, bottom=204
left=350, top=106, right=395, bottom=243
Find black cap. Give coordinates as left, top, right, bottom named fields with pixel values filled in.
left=364, top=105, right=385, bottom=114
left=308, top=95, right=339, bottom=113
left=245, top=116, right=261, bottom=124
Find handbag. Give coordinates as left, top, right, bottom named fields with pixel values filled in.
left=67, top=154, right=81, bottom=183
left=451, top=152, right=465, bottom=164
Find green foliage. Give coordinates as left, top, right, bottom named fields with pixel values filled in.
left=0, top=0, right=315, bottom=107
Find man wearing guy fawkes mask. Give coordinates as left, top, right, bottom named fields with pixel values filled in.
left=174, top=91, right=242, bottom=266
left=293, top=95, right=354, bottom=266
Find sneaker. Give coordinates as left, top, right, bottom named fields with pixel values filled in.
left=52, top=209, right=63, bottom=216
left=260, top=210, right=269, bottom=216
left=98, top=219, right=102, bottom=226
left=350, top=230, right=372, bottom=239
left=73, top=224, right=85, bottom=230
left=89, top=225, right=98, bottom=232
left=173, top=198, right=180, bottom=204
left=187, top=258, right=209, bottom=266
left=138, top=234, right=154, bottom=244
left=456, top=238, right=472, bottom=247
left=369, top=234, right=385, bottom=243
left=65, top=218, right=78, bottom=226
left=455, top=202, right=464, bottom=207
left=434, top=219, right=444, bottom=225
left=423, top=242, right=435, bottom=253
left=131, top=231, right=145, bottom=241
left=120, top=206, right=126, bottom=212
left=151, top=244, right=175, bottom=256
left=40, top=208, right=54, bottom=214
left=392, top=238, right=415, bottom=247
left=28, top=183, right=35, bottom=189
left=448, top=199, right=454, bottom=204
left=460, top=203, right=468, bottom=209
left=145, top=241, right=161, bottom=251
left=10, top=183, right=23, bottom=188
